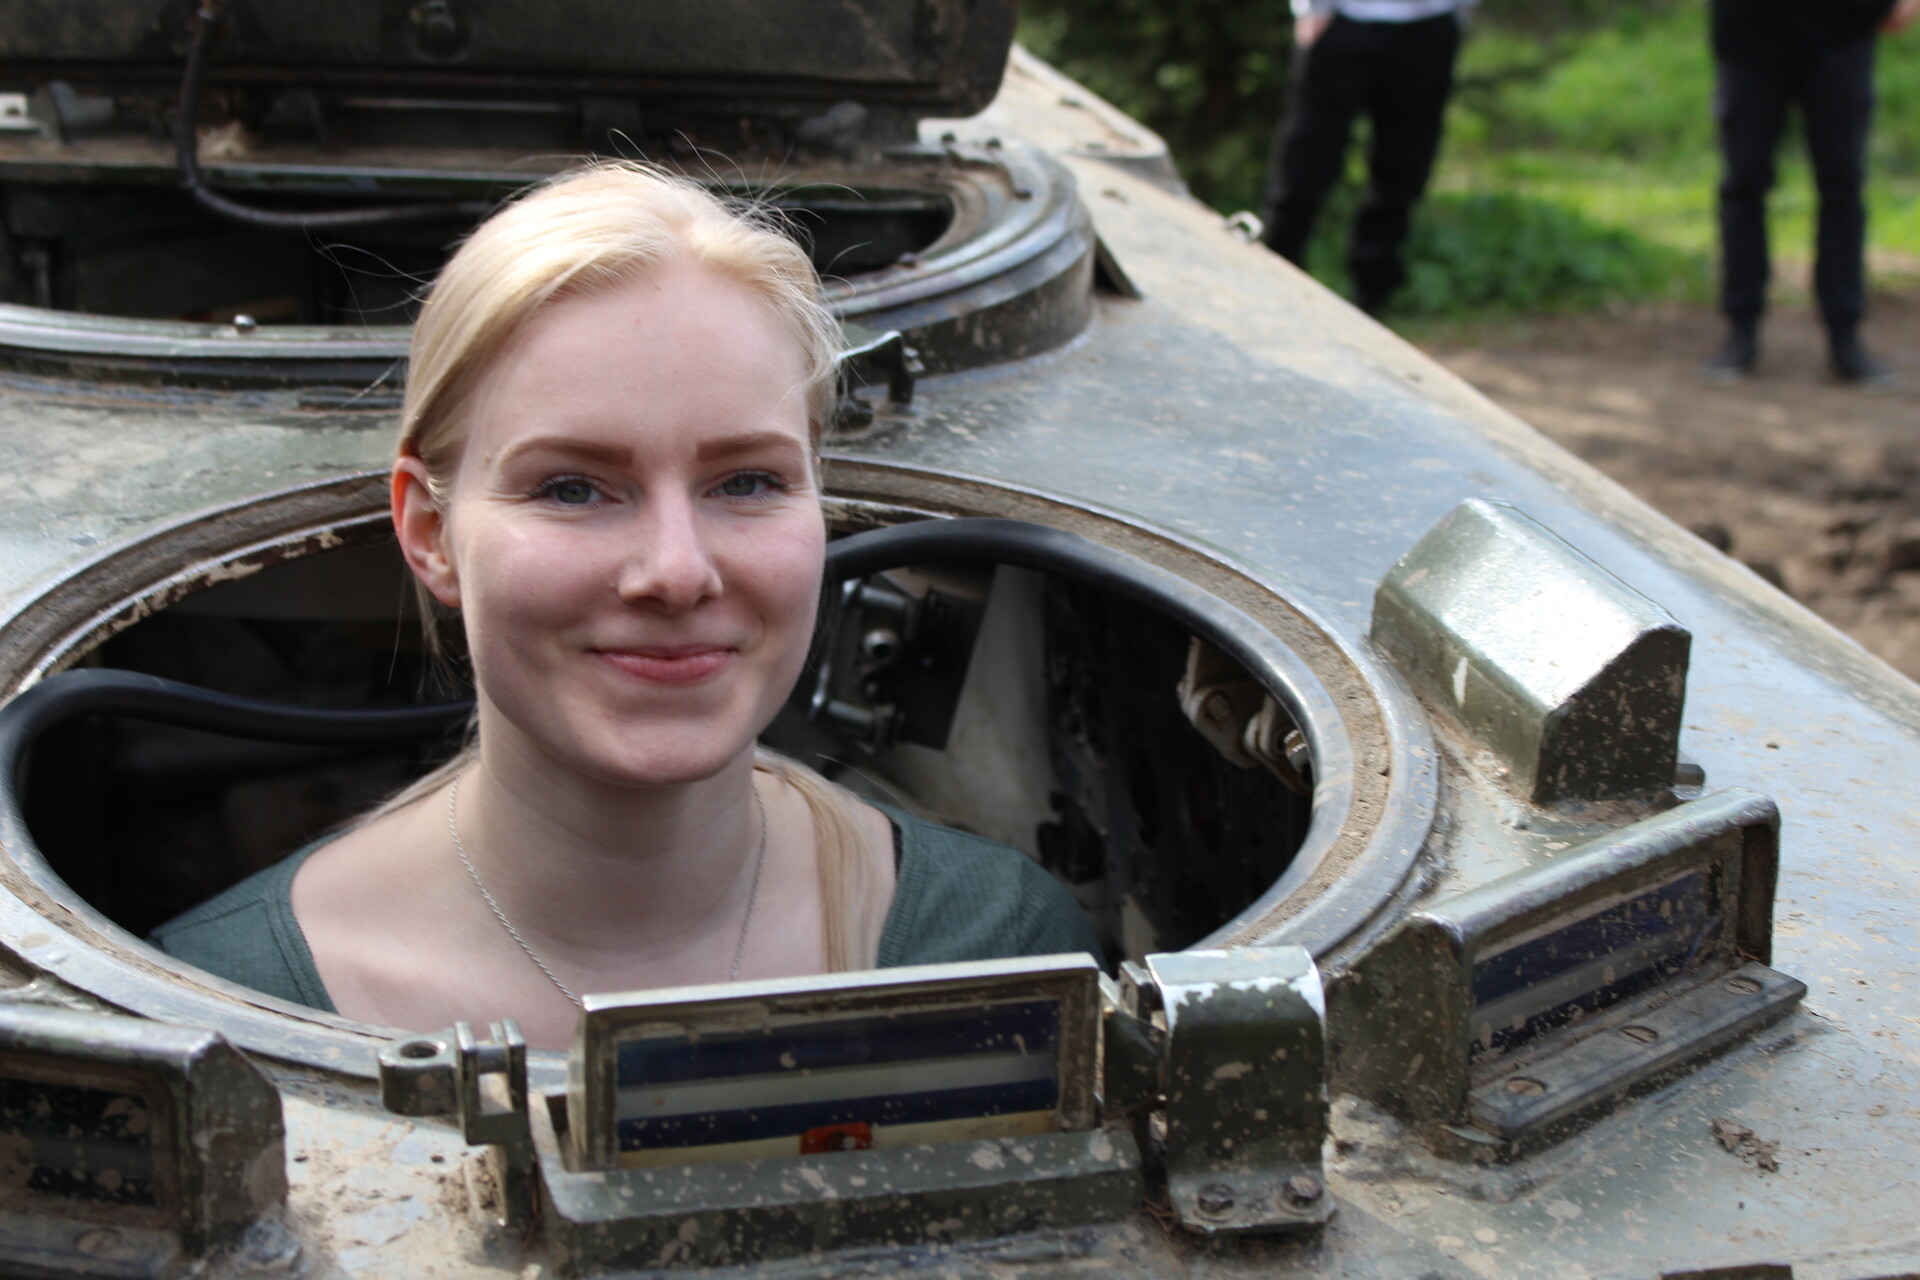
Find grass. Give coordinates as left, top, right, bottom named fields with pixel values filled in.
left=1382, top=3, right=1920, bottom=318
left=1017, top=0, right=1920, bottom=318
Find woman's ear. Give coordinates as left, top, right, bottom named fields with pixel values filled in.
left=392, top=457, right=462, bottom=608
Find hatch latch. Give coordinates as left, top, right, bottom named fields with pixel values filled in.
left=379, top=1019, right=535, bottom=1230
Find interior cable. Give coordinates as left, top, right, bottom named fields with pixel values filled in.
left=174, top=0, right=495, bottom=232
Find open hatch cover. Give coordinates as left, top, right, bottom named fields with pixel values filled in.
left=0, top=0, right=1020, bottom=141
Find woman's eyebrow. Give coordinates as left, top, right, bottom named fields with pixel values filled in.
left=695, top=431, right=809, bottom=463
left=494, top=436, right=632, bottom=468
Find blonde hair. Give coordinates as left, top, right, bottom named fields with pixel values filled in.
left=383, top=163, right=881, bottom=972
left=402, top=161, right=842, bottom=483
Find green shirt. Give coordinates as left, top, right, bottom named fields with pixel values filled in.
left=150, top=811, right=1101, bottom=1012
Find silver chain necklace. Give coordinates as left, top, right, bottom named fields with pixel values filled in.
left=447, top=773, right=770, bottom=1008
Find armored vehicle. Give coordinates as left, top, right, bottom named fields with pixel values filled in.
left=0, top=2, right=1912, bottom=1277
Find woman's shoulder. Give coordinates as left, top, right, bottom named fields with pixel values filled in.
left=148, top=839, right=335, bottom=1011
left=877, top=809, right=1102, bottom=968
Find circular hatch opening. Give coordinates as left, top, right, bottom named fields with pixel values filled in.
left=0, top=140, right=1094, bottom=384
left=0, top=465, right=1432, bottom=1074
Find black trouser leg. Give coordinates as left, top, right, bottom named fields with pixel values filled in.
left=1715, top=57, right=1792, bottom=326
left=1261, top=20, right=1369, bottom=265
left=1349, top=15, right=1461, bottom=308
left=1799, top=39, right=1876, bottom=337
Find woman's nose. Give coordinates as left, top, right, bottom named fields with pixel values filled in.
left=615, top=495, right=724, bottom=612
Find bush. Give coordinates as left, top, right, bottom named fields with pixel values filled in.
left=1461, top=8, right=1714, bottom=161
left=1308, top=190, right=1705, bottom=316
left=1020, top=0, right=1920, bottom=317
left=1017, top=0, right=1289, bottom=211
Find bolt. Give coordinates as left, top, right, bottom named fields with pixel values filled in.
left=939, top=131, right=958, bottom=144
left=1283, top=1174, right=1322, bottom=1208
left=1202, top=689, right=1234, bottom=722
left=1621, top=1025, right=1659, bottom=1045
left=1195, top=1183, right=1236, bottom=1217
left=1505, top=1076, right=1547, bottom=1096
left=231, top=313, right=257, bottom=332
left=1726, top=976, right=1763, bottom=995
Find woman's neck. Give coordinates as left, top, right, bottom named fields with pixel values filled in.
left=455, top=734, right=767, bottom=963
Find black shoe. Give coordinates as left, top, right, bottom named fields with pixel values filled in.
left=1700, top=323, right=1758, bottom=384
left=1830, top=332, right=1900, bottom=390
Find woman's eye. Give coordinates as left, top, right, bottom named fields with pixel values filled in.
left=713, top=472, right=783, bottom=500
left=537, top=477, right=602, bottom=506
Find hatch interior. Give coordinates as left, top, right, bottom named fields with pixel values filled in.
left=21, top=529, right=1316, bottom=970
left=2, top=182, right=955, bottom=326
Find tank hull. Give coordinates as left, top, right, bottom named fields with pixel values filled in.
left=0, top=48, right=1912, bottom=1280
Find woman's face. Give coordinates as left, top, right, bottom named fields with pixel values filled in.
left=397, top=259, right=825, bottom=786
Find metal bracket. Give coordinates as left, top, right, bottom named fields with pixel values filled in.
left=831, top=325, right=923, bottom=435
left=809, top=576, right=916, bottom=746
left=1465, top=961, right=1804, bottom=1151
left=1176, top=638, right=1311, bottom=794
left=1372, top=498, right=1691, bottom=805
left=0, top=1004, right=287, bottom=1264
left=1099, top=972, right=1165, bottom=1117
left=379, top=1021, right=534, bottom=1230
left=1333, top=789, right=1800, bottom=1157
left=1147, top=948, right=1331, bottom=1234
left=807, top=569, right=990, bottom=753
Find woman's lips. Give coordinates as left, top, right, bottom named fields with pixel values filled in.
left=592, top=647, right=734, bottom=684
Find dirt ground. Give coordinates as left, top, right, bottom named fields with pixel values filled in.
left=1419, top=291, right=1920, bottom=682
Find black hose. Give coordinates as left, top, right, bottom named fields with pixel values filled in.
left=175, top=1, right=494, bottom=233
left=0, top=670, right=471, bottom=798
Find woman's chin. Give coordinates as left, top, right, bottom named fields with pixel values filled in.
left=561, top=726, right=762, bottom=791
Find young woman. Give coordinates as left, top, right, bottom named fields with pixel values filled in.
left=153, top=166, right=1099, bottom=1049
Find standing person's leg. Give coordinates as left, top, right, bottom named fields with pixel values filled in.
left=1707, top=55, right=1790, bottom=378
left=1347, top=14, right=1460, bottom=316
left=1799, top=38, right=1891, bottom=384
left=1262, top=18, right=1371, bottom=267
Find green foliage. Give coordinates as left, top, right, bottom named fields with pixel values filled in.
left=1020, top=0, right=1920, bottom=318
left=1308, top=190, right=1705, bottom=316
left=1458, top=8, right=1714, bottom=161
left=1877, top=28, right=1920, bottom=171
left=1016, top=0, right=1290, bottom=211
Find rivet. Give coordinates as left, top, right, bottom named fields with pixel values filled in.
left=1283, top=1174, right=1322, bottom=1208
left=1195, top=1182, right=1236, bottom=1217
left=1505, top=1076, right=1547, bottom=1096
